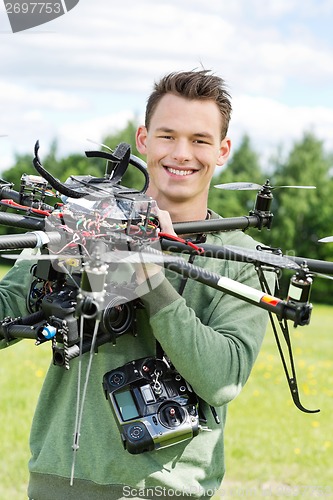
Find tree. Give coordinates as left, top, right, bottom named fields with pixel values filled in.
left=260, top=131, right=333, bottom=303
left=208, top=134, right=265, bottom=221
left=261, top=132, right=333, bottom=253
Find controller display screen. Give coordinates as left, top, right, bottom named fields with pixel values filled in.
left=114, top=389, right=139, bottom=421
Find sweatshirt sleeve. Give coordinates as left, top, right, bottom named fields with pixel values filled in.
left=137, top=253, right=276, bottom=408
left=0, top=258, right=33, bottom=349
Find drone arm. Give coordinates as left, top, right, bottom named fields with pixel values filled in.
left=0, top=321, right=42, bottom=341
left=0, top=231, right=61, bottom=250
left=172, top=215, right=267, bottom=234
left=160, top=239, right=262, bottom=261
left=141, top=246, right=311, bottom=325
left=161, top=257, right=311, bottom=326
left=0, top=310, right=46, bottom=344
left=0, top=212, right=45, bottom=231
left=288, top=255, right=333, bottom=275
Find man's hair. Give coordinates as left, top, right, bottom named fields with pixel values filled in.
left=145, top=69, right=232, bottom=139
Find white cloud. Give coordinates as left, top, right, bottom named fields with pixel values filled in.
left=230, top=94, right=333, bottom=169
left=1, top=0, right=333, bottom=175
left=0, top=82, right=87, bottom=111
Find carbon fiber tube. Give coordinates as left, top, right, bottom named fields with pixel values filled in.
left=162, top=257, right=311, bottom=325
left=160, top=240, right=333, bottom=275
left=287, top=255, right=333, bottom=275
left=0, top=324, right=40, bottom=340
left=52, top=331, right=113, bottom=366
left=0, top=212, right=45, bottom=230
left=160, top=240, right=251, bottom=259
left=0, top=231, right=62, bottom=250
left=143, top=246, right=311, bottom=326
left=173, top=215, right=267, bottom=234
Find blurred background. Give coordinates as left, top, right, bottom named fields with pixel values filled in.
left=0, top=0, right=333, bottom=498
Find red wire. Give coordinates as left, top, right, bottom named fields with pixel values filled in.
left=158, top=232, right=204, bottom=254
left=1, top=199, right=51, bottom=216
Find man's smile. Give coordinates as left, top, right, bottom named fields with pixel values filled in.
left=165, top=166, right=197, bottom=176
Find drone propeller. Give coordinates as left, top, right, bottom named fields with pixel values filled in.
left=0, top=250, right=171, bottom=265
left=214, top=179, right=316, bottom=191
left=101, top=249, right=180, bottom=265
left=1, top=253, right=85, bottom=262
left=5, top=247, right=333, bottom=284
left=222, top=246, right=333, bottom=282
left=318, top=236, right=333, bottom=243
left=86, top=138, right=113, bottom=152
left=222, top=245, right=300, bottom=270
left=0, top=245, right=304, bottom=270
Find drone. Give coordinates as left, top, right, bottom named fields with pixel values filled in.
left=0, top=141, right=332, bottom=419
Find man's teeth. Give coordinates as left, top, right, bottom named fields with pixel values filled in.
left=167, top=167, right=194, bottom=176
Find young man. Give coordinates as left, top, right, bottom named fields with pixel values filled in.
left=0, top=70, right=273, bottom=499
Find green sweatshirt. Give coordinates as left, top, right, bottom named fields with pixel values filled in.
left=0, top=216, right=274, bottom=500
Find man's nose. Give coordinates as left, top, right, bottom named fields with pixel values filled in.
left=171, top=139, right=192, bottom=163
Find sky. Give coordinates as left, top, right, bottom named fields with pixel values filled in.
left=1, top=0, right=333, bottom=176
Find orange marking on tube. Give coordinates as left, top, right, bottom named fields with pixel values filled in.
left=261, top=295, right=280, bottom=306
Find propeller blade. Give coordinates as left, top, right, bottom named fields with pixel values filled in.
left=101, top=250, right=176, bottom=265
left=214, top=181, right=316, bottom=191
left=1, top=253, right=84, bottom=262
left=223, top=245, right=300, bottom=270
left=2, top=248, right=180, bottom=266
left=318, top=236, right=333, bottom=243
left=214, top=182, right=262, bottom=191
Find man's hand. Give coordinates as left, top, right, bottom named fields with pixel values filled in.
left=135, top=207, right=176, bottom=286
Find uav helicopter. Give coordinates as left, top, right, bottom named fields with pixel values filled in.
left=0, top=142, right=332, bottom=418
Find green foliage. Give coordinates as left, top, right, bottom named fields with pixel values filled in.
left=258, top=132, right=333, bottom=303
left=208, top=134, right=264, bottom=219
left=261, top=131, right=333, bottom=253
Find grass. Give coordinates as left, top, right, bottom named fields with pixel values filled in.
left=216, top=304, right=333, bottom=499
left=0, top=255, right=332, bottom=499
left=0, top=341, right=50, bottom=500
left=0, top=264, right=50, bottom=500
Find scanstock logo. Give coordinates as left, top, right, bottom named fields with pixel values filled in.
left=4, top=0, right=80, bottom=33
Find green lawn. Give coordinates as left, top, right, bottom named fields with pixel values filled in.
left=0, top=343, right=51, bottom=499
left=0, top=280, right=332, bottom=499
left=218, top=304, right=333, bottom=499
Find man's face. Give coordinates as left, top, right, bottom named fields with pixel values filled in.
left=136, top=93, right=230, bottom=209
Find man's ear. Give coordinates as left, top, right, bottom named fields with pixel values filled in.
left=216, top=137, right=231, bottom=166
left=136, top=125, right=148, bottom=155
